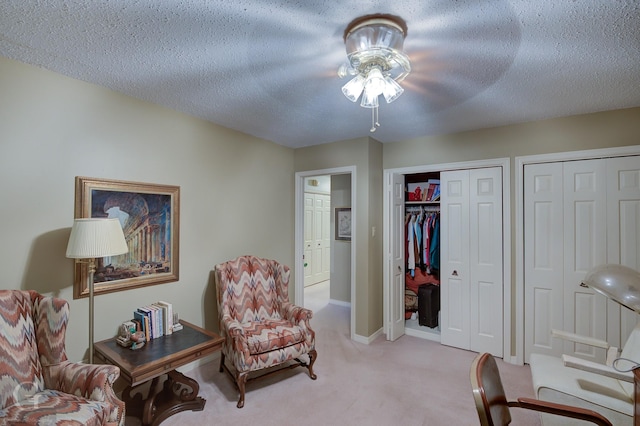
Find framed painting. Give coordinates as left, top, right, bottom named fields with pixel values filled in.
left=73, top=176, right=180, bottom=299
left=335, top=207, right=351, bottom=241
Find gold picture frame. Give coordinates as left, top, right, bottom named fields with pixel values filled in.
left=73, top=176, right=180, bottom=299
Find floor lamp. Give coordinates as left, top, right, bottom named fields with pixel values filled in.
left=66, top=218, right=128, bottom=363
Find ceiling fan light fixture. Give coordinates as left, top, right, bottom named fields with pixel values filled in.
left=382, top=76, right=404, bottom=103
left=338, top=14, right=410, bottom=132
left=360, top=89, right=380, bottom=109
left=342, top=74, right=366, bottom=102
left=364, top=67, right=386, bottom=97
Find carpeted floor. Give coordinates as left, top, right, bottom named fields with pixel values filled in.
left=127, top=281, right=540, bottom=425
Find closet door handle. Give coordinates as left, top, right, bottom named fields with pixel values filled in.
left=452, top=270, right=458, bottom=276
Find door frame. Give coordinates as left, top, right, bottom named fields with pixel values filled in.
left=515, top=144, right=640, bottom=365
left=295, top=166, right=356, bottom=340
left=383, top=157, right=511, bottom=359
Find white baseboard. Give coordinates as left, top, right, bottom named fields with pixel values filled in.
left=353, top=327, right=384, bottom=345
left=329, top=299, right=351, bottom=308
left=405, top=326, right=441, bottom=343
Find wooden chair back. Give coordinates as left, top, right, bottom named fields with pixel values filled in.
left=470, top=352, right=511, bottom=426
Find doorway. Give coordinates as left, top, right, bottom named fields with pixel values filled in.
left=295, top=167, right=356, bottom=340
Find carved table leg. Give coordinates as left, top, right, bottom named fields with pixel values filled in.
left=122, top=371, right=206, bottom=425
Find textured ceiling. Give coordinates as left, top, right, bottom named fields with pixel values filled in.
left=1, top=1, right=639, bottom=148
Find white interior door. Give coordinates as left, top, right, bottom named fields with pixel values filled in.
left=606, top=156, right=640, bottom=347
left=469, top=167, right=503, bottom=357
left=441, top=168, right=503, bottom=355
left=387, top=172, right=406, bottom=341
left=304, top=192, right=330, bottom=286
left=303, top=193, right=314, bottom=286
left=440, top=169, right=471, bottom=349
left=524, top=155, right=640, bottom=363
left=524, top=162, right=565, bottom=361
left=562, top=159, right=608, bottom=360
left=312, top=194, right=330, bottom=283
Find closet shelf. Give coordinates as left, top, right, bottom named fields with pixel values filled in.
left=406, top=201, right=440, bottom=205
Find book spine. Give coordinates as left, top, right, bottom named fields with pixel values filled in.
left=156, top=301, right=173, bottom=335
left=137, top=307, right=153, bottom=339
left=134, top=309, right=151, bottom=341
left=152, top=302, right=167, bottom=336
left=150, top=305, right=162, bottom=337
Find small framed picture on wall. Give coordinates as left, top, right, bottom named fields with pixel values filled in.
left=335, top=207, right=351, bottom=241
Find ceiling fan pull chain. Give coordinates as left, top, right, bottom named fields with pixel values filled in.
left=370, top=106, right=377, bottom=132
left=370, top=105, right=381, bottom=132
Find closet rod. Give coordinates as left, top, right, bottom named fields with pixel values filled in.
left=406, top=206, right=440, bottom=214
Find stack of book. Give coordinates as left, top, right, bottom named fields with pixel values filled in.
left=132, top=301, right=177, bottom=342
left=425, top=179, right=440, bottom=201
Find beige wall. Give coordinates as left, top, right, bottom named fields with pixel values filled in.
left=0, top=56, right=295, bottom=362
left=330, top=174, right=351, bottom=303
left=383, top=107, right=640, bottom=169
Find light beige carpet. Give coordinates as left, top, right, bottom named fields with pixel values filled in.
left=128, top=285, right=540, bottom=425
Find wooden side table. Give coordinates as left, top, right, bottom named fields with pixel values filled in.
left=94, top=320, right=224, bottom=426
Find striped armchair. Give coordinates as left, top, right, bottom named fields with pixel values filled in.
left=214, top=255, right=317, bottom=408
left=0, top=290, right=125, bottom=426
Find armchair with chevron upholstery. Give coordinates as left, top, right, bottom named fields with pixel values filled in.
left=214, top=255, right=317, bottom=408
left=0, top=290, right=125, bottom=426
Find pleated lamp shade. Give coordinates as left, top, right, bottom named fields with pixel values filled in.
left=66, top=218, right=128, bottom=259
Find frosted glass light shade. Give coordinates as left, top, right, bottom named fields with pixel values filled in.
left=66, top=218, right=128, bottom=259
left=341, top=74, right=366, bottom=102
left=382, top=76, right=404, bottom=103
left=364, top=67, right=385, bottom=97
left=583, top=264, right=640, bottom=313
left=360, top=89, right=379, bottom=108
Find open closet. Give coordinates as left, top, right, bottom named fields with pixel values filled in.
left=385, top=160, right=508, bottom=358
left=404, top=173, right=442, bottom=338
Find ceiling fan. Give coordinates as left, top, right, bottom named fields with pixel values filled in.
left=337, top=14, right=411, bottom=132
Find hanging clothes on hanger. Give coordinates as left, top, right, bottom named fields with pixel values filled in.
left=414, top=209, right=423, bottom=272
left=429, top=213, right=440, bottom=273
left=406, top=213, right=416, bottom=277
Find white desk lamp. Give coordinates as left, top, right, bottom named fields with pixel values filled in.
left=583, top=264, right=640, bottom=314
left=580, top=264, right=640, bottom=420
left=66, top=218, right=128, bottom=363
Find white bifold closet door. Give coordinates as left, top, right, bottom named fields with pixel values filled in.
left=524, top=155, right=640, bottom=363
left=387, top=172, right=407, bottom=341
left=440, top=167, right=503, bottom=357
left=606, top=156, right=640, bottom=347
